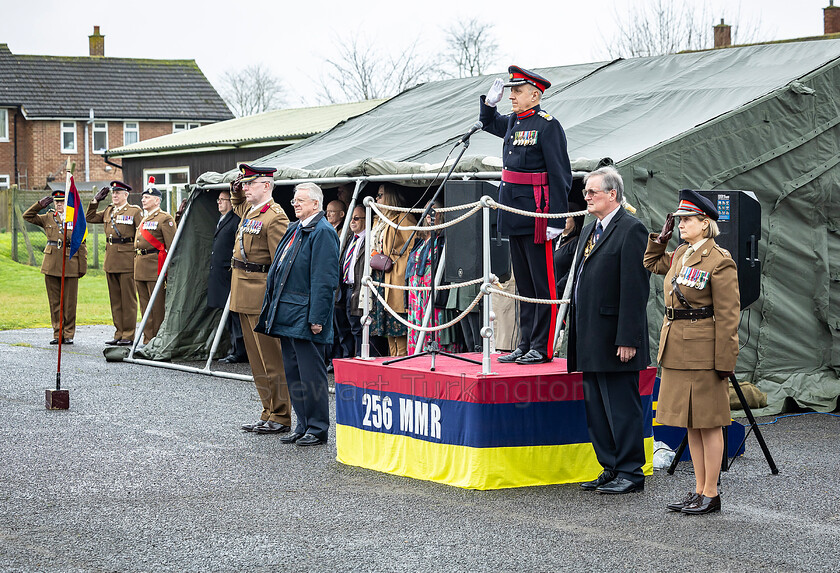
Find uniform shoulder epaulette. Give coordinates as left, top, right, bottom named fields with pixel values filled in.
left=714, top=244, right=732, bottom=258
left=538, top=110, right=554, bottom=121
left=270, top=204, right=283, bottom=214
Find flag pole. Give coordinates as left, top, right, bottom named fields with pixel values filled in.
left=56, top=171, right=71, bottom=392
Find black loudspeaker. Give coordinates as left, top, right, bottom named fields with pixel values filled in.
left=443, top=180, right=511, bottom=283
left=696, top=190, right=761, bottom=309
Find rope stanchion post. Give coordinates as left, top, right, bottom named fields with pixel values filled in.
left=360, top=196, right=374, bottom=360
left=481, top=196, right=494, bottom=374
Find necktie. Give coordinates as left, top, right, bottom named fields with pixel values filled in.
left=279, top=227, right=299, bottom=263
left=682, top=245, right=695, bottom=264
left=592, top=222, right=604, bottom=244
left=343, top=235, right=359, bottom=282
left=216, top=215, right=224, bottom=231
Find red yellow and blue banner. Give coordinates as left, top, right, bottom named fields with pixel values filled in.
left=334, top=356, right=655, bottom=490
left=64, top=173, right=87, bottom=259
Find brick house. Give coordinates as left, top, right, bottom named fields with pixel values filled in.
left=0, top=26, right=233, bottom=195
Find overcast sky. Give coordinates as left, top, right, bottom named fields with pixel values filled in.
left=1, top=0, right=832, bottom=108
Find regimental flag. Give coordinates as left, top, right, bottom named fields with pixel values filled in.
left=64, top=172, right=88, bottom=259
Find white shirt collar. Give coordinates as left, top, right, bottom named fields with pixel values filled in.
left=247, top=198, right=271, bottom=216
left=597, top=204, right=621, bottom=230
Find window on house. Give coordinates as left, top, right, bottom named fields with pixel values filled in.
left=0, top=175, right=10, bottom=189
left=0, top=109, right=8, bottom=142
left=61, top=121, right=77, bottom=153
left=123, top=122, right=139, bottom=146
left=144, top=167, right=190, bottom=213
left=172, top=122, right=200, bottom=133
left=92, top=121, right=108, bottom=153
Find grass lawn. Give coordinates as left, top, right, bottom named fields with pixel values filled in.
left=0, top=232, right=114, bottom=330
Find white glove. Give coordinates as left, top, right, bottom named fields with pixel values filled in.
left=546, top=226, right=563, bottom=241
left=485, top=78, right=504, bottom=107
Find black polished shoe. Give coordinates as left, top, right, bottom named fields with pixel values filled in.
left=296, top=433, right=326, bottom=447
left=105, top=339, right=120, bottom=346
left=580, top=470, right=616, bottom=491
left=116, top=339, right=134, bottom=346
left=64, top=339, right=73, bottom=345
left=666, top=491, right=702, bottom=512
left=219, top=355, right=238, bottom=364
left=681, top=494, right=721, bottom=515
left=596, top=477, right=644, bottom=494
left=516, top=349, right=552, bottom=365
left=254, top=421, right=291, bottom=434
left=50, top=339, right=60, bottom=345
left=497, top=348, right=525, bottom=363
left=241, top=420, right=267, bottom=432
left=280, top=432, right=305, bottom=444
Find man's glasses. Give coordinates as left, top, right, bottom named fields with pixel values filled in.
left=217, top=198, right=231, bottom=203
left=583, top=188, right=608, bottom=198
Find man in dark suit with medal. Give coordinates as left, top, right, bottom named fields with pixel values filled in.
left=567, top=166, right=650, bottom=495
left=207, top=189, right=246, bottom=363
left=480, top=65, right=573, bottom=364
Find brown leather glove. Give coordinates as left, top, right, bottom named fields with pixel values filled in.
left=175, top=198, right=188, bottom=223
left=230, top=173, right=244, bottom=195
left=94, top=186, right=110, bottom=202
left=656, top=213, right=675, bottom=244
left=716, top=370, right=734, bottom=381
left=38, top=196, right=54, bottom=208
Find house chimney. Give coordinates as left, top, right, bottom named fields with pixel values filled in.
left=89, top=26, right=104, bottom=57
left=826, top=1, right=840, bottom=35
left=714, top=18, right=732, bottom=48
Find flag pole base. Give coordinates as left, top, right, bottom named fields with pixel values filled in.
left=45, top=389, right=70, bottom=410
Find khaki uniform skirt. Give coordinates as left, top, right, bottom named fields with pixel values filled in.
left=656, top=367, right=731, bottom=429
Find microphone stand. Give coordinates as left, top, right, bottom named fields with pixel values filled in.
left=383, top=132, right=482, bottom=372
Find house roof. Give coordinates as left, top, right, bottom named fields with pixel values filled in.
left=0, top=43, right=233, bottom=122
left=106, top=99, right=386, bottom=158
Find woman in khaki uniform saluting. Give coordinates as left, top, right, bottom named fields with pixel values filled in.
left=644, top=189, right=740, bottom=515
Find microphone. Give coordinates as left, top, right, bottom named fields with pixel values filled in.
left=460, top=121, right=483, bottom=143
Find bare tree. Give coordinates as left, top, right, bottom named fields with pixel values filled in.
left=443, top=18, right=499, bottom=78
left=218, top=64, right=286, bottom=117
left=319, top=35, right=440, bottom=103
left=600, top=0, right=763, bottom=59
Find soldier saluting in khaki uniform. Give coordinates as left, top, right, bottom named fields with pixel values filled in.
left=86, top=180, right=143, bottom=346
left=134, top=179, right=176, bottom=344
left=23, top=189, right=88, bottom=344
left=230, top=163, right=293, bottom=435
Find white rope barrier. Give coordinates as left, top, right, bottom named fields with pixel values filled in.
left=486, top=286, right=569, bottom=305
left=485, top=198, right=589, bottom=219
left=368, top=201, right=483, bottom=232
left=371, top=201, right=482, bottom=214
left=365, top=277, right=485, bottom=333
left=368, top=276, right=485, bottom=292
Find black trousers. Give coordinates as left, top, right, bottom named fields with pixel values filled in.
left=228, top=312, right=247, bottom=360
left=332, top=295, right=354, bottom=360
left=344, top=284, right=363, bottom=357
left=509, top=234, right=558, bottom=357
left=582, top=370, right=646, bottom=485
left=280, top=336, right=330, bottom=441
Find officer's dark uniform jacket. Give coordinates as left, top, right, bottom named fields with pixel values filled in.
left=479, top=98, right=573, bottom=237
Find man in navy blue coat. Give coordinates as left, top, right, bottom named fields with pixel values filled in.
left=256, top=182, right=340, bottom=447
left=480, top=65, right=573, bottom=364
left=567, top=166, right=650, bottom=495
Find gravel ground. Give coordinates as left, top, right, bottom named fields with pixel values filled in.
left=1, top=325, right=839, bottom=572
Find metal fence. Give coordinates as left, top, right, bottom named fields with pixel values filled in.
left=1, top=186, right=107, bottom=269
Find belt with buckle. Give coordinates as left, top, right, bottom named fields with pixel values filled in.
left=665, top=306, right=714, bottom=320
left=231, top=258, right=269, bottom=273
left=46, top=240, right=62, bottom=247
left=107, top=236, right=134, bottom=244
left=135, top=248, right=159, bottom=256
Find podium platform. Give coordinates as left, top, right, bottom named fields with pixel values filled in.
left=334, top=354, right=656, bottom=490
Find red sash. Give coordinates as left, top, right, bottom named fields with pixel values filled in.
left=139, top=226, right=167, bottom=275
left=502, top=169, right=549, bottom=244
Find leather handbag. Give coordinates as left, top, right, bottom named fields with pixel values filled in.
left=370, top=253, right=394, bottom=272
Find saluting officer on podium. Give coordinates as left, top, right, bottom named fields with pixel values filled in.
left=86, top=180, right=143, bottom=346
left=480, top=66, right=573, bottom=364
left=134, top=178, right=176, bottom=344
left=23, top=189, right=88, bottom=345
